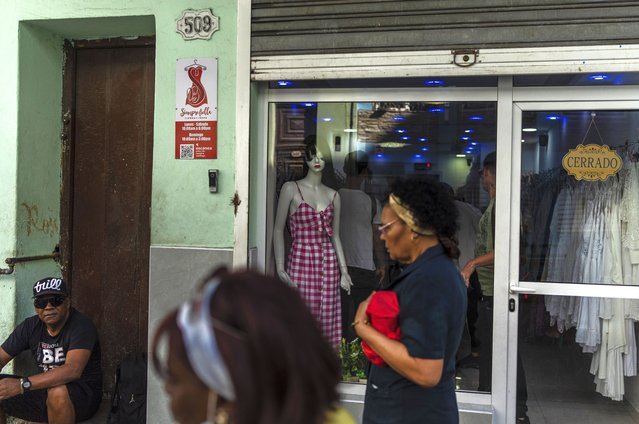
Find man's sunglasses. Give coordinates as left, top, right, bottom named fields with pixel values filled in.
left=34, top=295, right=66, bottom=309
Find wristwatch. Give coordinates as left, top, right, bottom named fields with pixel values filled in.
left=20, top=377, right=32, bottom=393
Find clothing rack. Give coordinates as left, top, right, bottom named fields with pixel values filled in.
left=612, top=140, right=639, bottom=162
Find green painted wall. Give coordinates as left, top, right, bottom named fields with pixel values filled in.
left=0, top=0, right=242, bottom=350
left=0, top=2, right=19, bottom=352
left=14, top=23, right=65, bottom=326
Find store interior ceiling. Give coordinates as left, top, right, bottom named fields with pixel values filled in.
left=273, top=72, right=639, bottom=163
left=270, top=72, right=639, bottom=89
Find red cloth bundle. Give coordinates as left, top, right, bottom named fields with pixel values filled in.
left=361, top=291, right=400, bottom=366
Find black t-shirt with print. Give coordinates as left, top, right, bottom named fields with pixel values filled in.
left=1, top=307, right=102, bottom=388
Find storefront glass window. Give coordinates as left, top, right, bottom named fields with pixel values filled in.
left=520, top=110, right=639, bottom=285
left=268, top=101, right=496, bottom=387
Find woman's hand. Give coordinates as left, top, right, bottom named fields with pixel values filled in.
left=375, top=266, right=386, bottom=286
left=353, top=292, right=374, bottom=337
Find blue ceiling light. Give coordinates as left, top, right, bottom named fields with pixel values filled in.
left=470, top=142, right=478, bottom=146
left=302, top=102, right=316, bottom=107
left=321, top=117, right=333, bottom=122
left=395, top=129, right=407, bottom=133
left=418, top=137, right=428, bottom=142
left=376, top=154, right=384, bottom=159
left=588, top=74, right=609, bottom=81
left=392, top=116, right=406, bottom=121
left=469, top=116, right=484, bottom=121
left=546, top=115, right=561, bottom=121
left=464, top=129, right=474, bottom=133
left=460, top=136, right=471, bottom=141
left=428, top=107, right=445, bottom=113
left=421, top=147, right=429, bottom=151
left=277, top=80, right=293, bottom=87
left=401, top=136, right=410, bottom=140
left=465, top=150, right=473, bottom=154
left=414, top=154, right=423, bottom=159
left=424, top=79, right=445, bottom=86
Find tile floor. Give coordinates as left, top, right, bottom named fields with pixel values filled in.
left=521, top=330, right=639, bottom=424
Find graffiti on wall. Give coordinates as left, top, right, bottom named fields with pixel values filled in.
left=21, top=203, right=58, bottom=236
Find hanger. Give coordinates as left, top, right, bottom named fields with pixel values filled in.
left=184, top=59, right=207, bottom=71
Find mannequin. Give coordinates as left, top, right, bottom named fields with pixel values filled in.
left=273, top=143, right=352, bottom=346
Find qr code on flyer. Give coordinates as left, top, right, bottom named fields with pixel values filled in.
left=180, top=144, right=195, bottom=159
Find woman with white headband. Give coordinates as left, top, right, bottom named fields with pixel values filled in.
left=151, top=267, right=355, bottom=424
left=354, top=177, right=467, bottom=424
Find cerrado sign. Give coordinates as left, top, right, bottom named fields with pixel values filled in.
left=562, top=144, right=622, bottom=181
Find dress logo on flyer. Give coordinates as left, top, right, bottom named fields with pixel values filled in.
left=185, top=65, right=208, bottom=107
left=181, top=62, right=213, bottom=120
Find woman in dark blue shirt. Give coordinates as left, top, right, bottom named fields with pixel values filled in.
left=354, top=177, right=467, bottom=423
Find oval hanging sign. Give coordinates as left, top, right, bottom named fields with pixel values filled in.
left=562, top=144, right=622, bottom=181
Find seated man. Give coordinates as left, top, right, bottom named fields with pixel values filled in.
left=0, top=277, right=102, bottom=424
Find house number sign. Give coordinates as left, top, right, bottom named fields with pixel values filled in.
left=176, top=9, right=219, bottom=41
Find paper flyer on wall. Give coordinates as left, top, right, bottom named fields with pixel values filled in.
left=175, top=58, right=218, bottom=159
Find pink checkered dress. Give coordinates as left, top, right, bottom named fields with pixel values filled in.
left=287, top=183, right=342, bottom=347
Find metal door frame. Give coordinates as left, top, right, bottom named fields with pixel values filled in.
left=505, top=91, right=639, bottom=423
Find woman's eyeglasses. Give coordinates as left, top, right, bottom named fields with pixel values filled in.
left=34, top=295, right=66, bottom=309
left=378, top=219, right=399, bottom=234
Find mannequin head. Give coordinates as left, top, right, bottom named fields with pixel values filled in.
left=301, top=135, right=340, bottom=188
left=303, top=138, right=326, bottom=174
left=152, top=267, right=340, bottom=424
left=306, top=148, right=325, bottom=173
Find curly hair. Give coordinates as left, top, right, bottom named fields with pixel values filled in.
left=389, top=176, right=460, bottom=259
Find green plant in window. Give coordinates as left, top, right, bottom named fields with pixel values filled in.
left=339, top=338, right=368, bottom=382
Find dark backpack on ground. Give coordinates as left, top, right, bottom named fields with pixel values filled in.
left=107, top=353, right=147, bottom=424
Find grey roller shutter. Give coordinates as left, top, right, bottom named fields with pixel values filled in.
left=252, top=0, right=639, bottom=56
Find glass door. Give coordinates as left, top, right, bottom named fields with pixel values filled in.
left=508, top=96, right=639, bottom=424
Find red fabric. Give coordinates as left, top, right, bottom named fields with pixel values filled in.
left=362, top=291, right=400, bottom=366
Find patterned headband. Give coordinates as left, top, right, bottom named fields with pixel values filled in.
left=388, top=193, right=435, bottom=236
left=177, top=278, right=236, bottom=400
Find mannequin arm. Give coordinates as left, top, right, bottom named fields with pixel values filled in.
left=331, top=193, right=352, bottom=294
left=273, top=182, right=295, bottom=286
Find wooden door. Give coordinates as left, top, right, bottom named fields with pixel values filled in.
left=61, top=39, right=155, bottom=395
